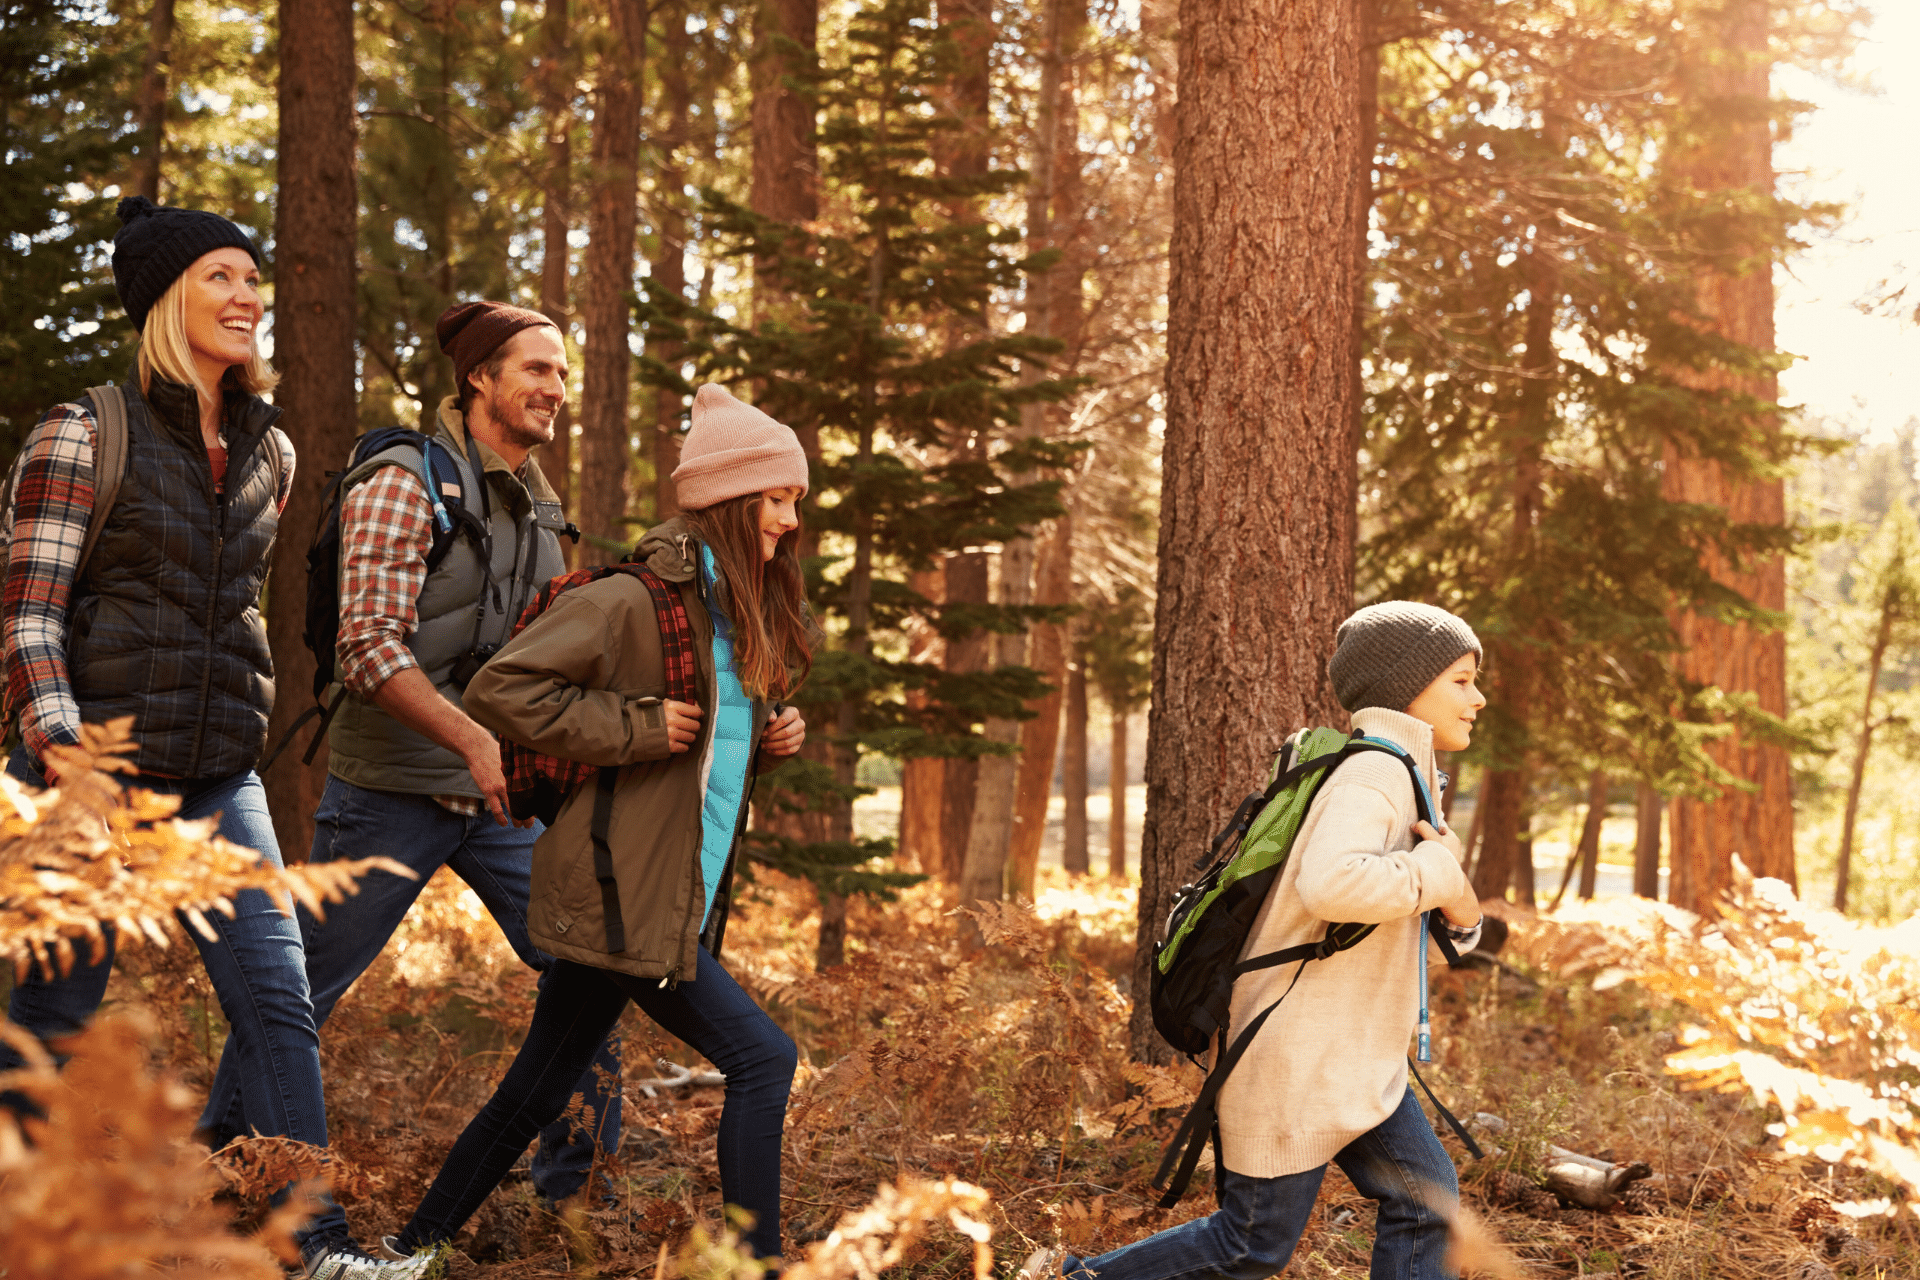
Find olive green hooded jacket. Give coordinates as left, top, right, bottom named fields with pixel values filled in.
left=463, top=517, right=780, bottom=981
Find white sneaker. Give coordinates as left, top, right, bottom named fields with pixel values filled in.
left=301, top=1242, right=443, bottom=1280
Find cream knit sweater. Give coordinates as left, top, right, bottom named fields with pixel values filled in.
left=1215, top=707, right=1477, bottom=1178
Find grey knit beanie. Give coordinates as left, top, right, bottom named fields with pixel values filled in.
left=1329, top=602, right=1481, bottom=713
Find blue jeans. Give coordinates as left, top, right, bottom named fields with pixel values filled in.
left=1065, top=1087, right=1458, bottom=1280
left=199, top=776, right=622, bottom=1204
left=397, top=950, right=797, bottom=1262
left=0, top=747, right=351, bottom=1253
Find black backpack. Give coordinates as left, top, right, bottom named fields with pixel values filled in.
left=1147, top=729, right=1482, bottom=1206
left=260, top=427, right=491, bottom=773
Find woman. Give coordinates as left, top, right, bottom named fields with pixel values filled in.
left=0, top=196, right=436, bottom=1280
left=386, top=382, right=811, bottom=1265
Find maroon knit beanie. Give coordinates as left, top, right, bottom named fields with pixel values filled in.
left=435, top=301, right=557, bottom=399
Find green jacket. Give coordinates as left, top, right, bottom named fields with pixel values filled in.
left=463, top=518, right=775, bottom=980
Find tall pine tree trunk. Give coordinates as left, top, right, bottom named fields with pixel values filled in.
left=262, top=0, right=357, bottom=863
left=1575, top=769, right=1606, bottom=901
left=1663, top=0, right=1793, bottom=910
left=959, top=0, right=1068, bottom=912
left=1835, top=601, right=1893, bottom=913
left=1134, top=0, right=1361, bottom=1060
left=538, top=0, right=574, bottom=538
left=1008, top=512, right=1073, bottom=898
left=898, top=564, right=947, bottom=872
left=749, top=0, right=818, bottom=231
left=129, top=0, right=176, bottom=200
left=1109, top=708, right=1129, bottom=878
left=576, top=0, right=645, bottom=566
left=1633, top=782, right=1663, bottom=899
left=650, top=0, right=691, bottom=522
left=1062, top=652, right=1089, bottom=875
left=1470, top=760, right=1527, bottom=900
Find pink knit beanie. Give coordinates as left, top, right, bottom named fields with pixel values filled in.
left=671, top=383, right=810, bottom=510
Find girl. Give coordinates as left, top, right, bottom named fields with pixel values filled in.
left=1027, top=601, right=1488, bottom=1280
left=386, top=382, right=812, bottom=1266
left=0, top=197, right=433, bottom=1280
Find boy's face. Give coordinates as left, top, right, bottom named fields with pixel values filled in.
left=1403, top=653, right=1485, bottom=752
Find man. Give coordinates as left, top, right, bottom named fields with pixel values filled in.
left=201, top=301, right=621, bottom=1206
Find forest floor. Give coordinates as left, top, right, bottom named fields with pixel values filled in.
left=82, top=866, right=1920, bottom=1279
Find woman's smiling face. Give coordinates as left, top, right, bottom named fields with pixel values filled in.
left=182, top=247, right=264, bottom=373
left=758, top=486, right=804, bottom=561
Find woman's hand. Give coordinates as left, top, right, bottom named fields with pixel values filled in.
left=758, top=705, right=806, bottom=759
left=665, top=700, right=704, bottom=753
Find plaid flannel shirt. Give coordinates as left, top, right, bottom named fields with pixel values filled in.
left=2, top=398, right=295, bottom=764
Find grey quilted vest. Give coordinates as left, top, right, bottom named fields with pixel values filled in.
left=68, top=376, right=282, bottom=779
left=325, top=402, right=568, bottom=797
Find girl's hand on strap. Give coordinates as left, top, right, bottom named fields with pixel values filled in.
left=759, top=705, right=806, bottom=758
left=665, top=700, right=703, bottom=753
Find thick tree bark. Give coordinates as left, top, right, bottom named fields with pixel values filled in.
left=1835, top=602, right=1893, bottom=913
left=650, top=0, right=691, bottom=523
left=1109, top=708, right=1129, bottom=878
left=1633, top=782, right=1663, bottom=900
left=1664, top=0, right=1794, bottom=909
left=1008, top=513, right=1073, bottom=899
left=1062, top=651, right=1089, bottom=875
left=575, top=0, right=646, bottom=566
left=1134, top=0, right=1361, bottom=1060
left=129, top=0, right=177, bottom=201
left=262, top=0, right=357, bottom=863
left=538, top=0, right=575, bottom=540
left=749, top=0, right=818, bottom=229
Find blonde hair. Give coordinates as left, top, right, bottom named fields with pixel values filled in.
left=136, top=269, right=280, bottom=401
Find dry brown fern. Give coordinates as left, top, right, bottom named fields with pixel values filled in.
left=0, top=1012, right=303, bottom=1276
left=0, top=719, right=413, bottom=978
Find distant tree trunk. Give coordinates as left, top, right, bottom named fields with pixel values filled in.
left=1460, top=768, right=1485, bottom=882
left=538, top=0, right=574, bottom=541
left=262, top=0, right=357, bottom=863
left=1472, top=761, right=1527, bottom=901
left=1633, top=782, right=1663, bottom=900
left=1062, top=651, right=1089, bottom=875
left=1008, top=513, right=1073, bottom=898
left=1513, top=805, right=1536, bottom=907
left=1835, top=601, right=1894, bottom=913
left=1134, top=0, right=1361, bottom=1060
left=1109, top=708, right=1129, bottom=878
left=575, top=0, right=645, bottom=566
left=129, top=0, right=177, bottom=200
left=1550, top=769, right=1607, bottom=911
left=1664, top=0, right=1793, bottom=910
left=1575, top=770, right=1606, bottom=901
left=958, top=0, right=1068, bottom=915
left=935, top=551, right=989, bottom=886
left=649, top=0, right=691, bottom=523
left=897, top=564, right=946, bottom=872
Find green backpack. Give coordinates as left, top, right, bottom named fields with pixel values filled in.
left=1146, top=728, right=1479, bottom=1205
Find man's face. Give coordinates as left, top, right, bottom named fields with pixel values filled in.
left=470, top=326, right=568, bottom=450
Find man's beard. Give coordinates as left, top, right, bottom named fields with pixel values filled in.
left=481, top=386, right=560, bottom=450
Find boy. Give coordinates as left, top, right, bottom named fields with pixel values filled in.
left=1028, top=601, right=1487, bottom=1280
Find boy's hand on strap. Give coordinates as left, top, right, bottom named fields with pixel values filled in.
left=1411, top=818, right=1462, bottom=861
left=1414, top=819, right=1484, bottom=929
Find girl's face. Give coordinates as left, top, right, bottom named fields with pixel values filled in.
left=183, top=247, right=265, bottom=373
left=1403, top=652, right=1485, bottom=753
left=757, top=486, right=804, bottom=562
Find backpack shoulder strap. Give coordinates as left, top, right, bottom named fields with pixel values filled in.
left=80, top=385, right=129, bottom=573
left=612, top=563, right=698, bottom=705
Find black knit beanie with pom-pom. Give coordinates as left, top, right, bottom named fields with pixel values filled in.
left=110, top=196, right=262, bottom=333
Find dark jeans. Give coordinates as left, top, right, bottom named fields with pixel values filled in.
left=1064, top=1087, right=1459, bottom=1280
left=0, top=746, right=351, bottom=1253
left=200, top=775, right=622, bottom=1204
left=397, top=950, right=797, bottom=1262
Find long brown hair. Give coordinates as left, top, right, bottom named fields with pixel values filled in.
left=680, top=493, right=812, bottom=699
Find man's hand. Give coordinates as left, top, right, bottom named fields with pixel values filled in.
left=455, top=719, right=519, bottom=826
left=665, top=700, right=703, bottom=753
left=758, top=705, right=806, bottom=759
